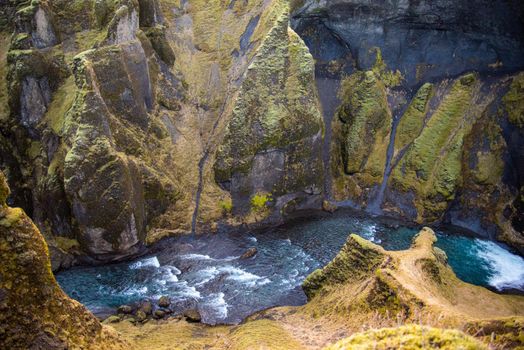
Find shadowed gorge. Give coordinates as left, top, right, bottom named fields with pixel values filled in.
left=1, top=0, right=524, bottom=349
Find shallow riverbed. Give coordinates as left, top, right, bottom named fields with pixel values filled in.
left=56, top=210, right=524, bottom=325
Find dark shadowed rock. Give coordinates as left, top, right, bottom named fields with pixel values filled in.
left=118, top=305, right=133, bottom=315
left=158, top=296, right=171, bottom=308
left=183, top=309, right=202, bottom=323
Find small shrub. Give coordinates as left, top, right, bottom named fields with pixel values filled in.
left=219, top=199, right=233, bottom=215
left=250, top=193, right=271, bottom=214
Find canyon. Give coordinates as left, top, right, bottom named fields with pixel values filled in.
left=0, top=0, right=523, bottom=349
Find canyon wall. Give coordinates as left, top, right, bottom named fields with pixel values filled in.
left=0, top=0, right=523, bottom=263
left=0, top=0, right=323, bottom=265
left=292, top=0, right=524, bottom=253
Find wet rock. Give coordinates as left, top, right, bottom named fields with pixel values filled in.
left=292, top=0, right=524, bottom=85
left=19, top=76, right=51, bottom=130
left=32, top=7, right=58, bottom=49
left=183, top=309, right=202, bottom=323
left=118, top=305, right=133, bottom=314
left=135, top=310, right=147, bottom=323
left=158, top=296, right=171, bottom=308
left=139, top=300, right=153, bottom=315
left=153, top=310, right=166, bottom=319
left=240, top=247, right=257, bottom=260
left=322, top=200, right=337, bottom=213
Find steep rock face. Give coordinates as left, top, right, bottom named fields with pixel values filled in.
left=0, top=171, right=126, bottom=349
left=292, top=0, right=524, bottom=252
left=292, top=0, right=524, bottom=85
left=330, top=70, right=391, bottom=203
left=213, top=7, right=324, bottom=221
left=0, top=0, right=324, bottom=263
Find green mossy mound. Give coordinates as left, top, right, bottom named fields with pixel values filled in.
left=323, top=325, right=486, bottom=350
left=303, top=234, right=386, bottom=300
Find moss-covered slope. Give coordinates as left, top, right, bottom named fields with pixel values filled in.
left=0, top=170, right=127, bottom=349
left=213, top=3, right=323, bottom=222
left=329, top=68, right=524, bottom=252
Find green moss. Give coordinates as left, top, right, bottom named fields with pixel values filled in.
left=334, top=70, right=391, bottom=188
left=214, top=7, right=323, bottom=201
left=42, top=76, right=77, bottom=133
left=0, top=207, right=23, bottom=227
left=324, top=325, right=487, bottom=350
left=394, top=83, right=434, bottom=155
left=0, top=32, right=10, bottom=123
left=503, top=72, right=524, bottom=128
left=54, top=236, right=80, bottom=251
left=371, top=47, right=404, bottom=88
left=250, top=192, right=271, bottom=213
left=0, top=170, right=126, bottom=348
left=0, top=171, right=8, bottom=205
left=218, top=198, right=233, bottom=214
left=303, top=234, right=386, bottom=300
left=390, top=74, right=477, bottom=221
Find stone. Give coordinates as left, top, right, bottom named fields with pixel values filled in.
left=183, top=309, right=202, bottom=323
left=135, top=310, right=147, bottom=322
left=153, top=310, right=166, bottom=319
left=240, top=247, right=257, bottom=260
left=139, top=301, right=153, bottom=315
left=158, top=296, right=171, bottom=308
left=118, top=305, right=133, bottom=314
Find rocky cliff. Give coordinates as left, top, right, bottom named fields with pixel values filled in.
left=0, top=171, right=127, bottom=349
left=292, top=0, right=524, bottom=253
left=0, top=0, right=323, bottom=265
left=1, top=0, right=523, bottom=263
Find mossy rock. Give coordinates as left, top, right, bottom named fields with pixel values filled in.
left=503, top=72, right=524, bottom=128
left=0, top=170, right=127, bottom=349
left=303, top=234, right=386, bottom=300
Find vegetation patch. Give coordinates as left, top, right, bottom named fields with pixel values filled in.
left=324, top=325, right=486, bottom=350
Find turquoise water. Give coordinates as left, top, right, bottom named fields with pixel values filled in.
left=56, top=211, right=524, bottom=324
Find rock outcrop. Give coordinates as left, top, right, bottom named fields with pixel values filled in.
left=0, top=171, right=126, bottom=349
left=302, top=228, right=524, bottom=323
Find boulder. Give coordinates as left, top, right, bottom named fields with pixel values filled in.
left=183, top=309, right=202, bottom=323
left=139, top=301, right=153, bottom=315
left=240, top=247, right=257, bottom=260
left=158, top=296, right=171, bottom=308
left=153, top=310, right=166, bottom=319
left=135, top=311, right=147, bottom=323
left=118, top=305, right=133, bottom=315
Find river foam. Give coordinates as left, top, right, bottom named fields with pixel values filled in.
left=475, top=240, right=524, bottom=291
